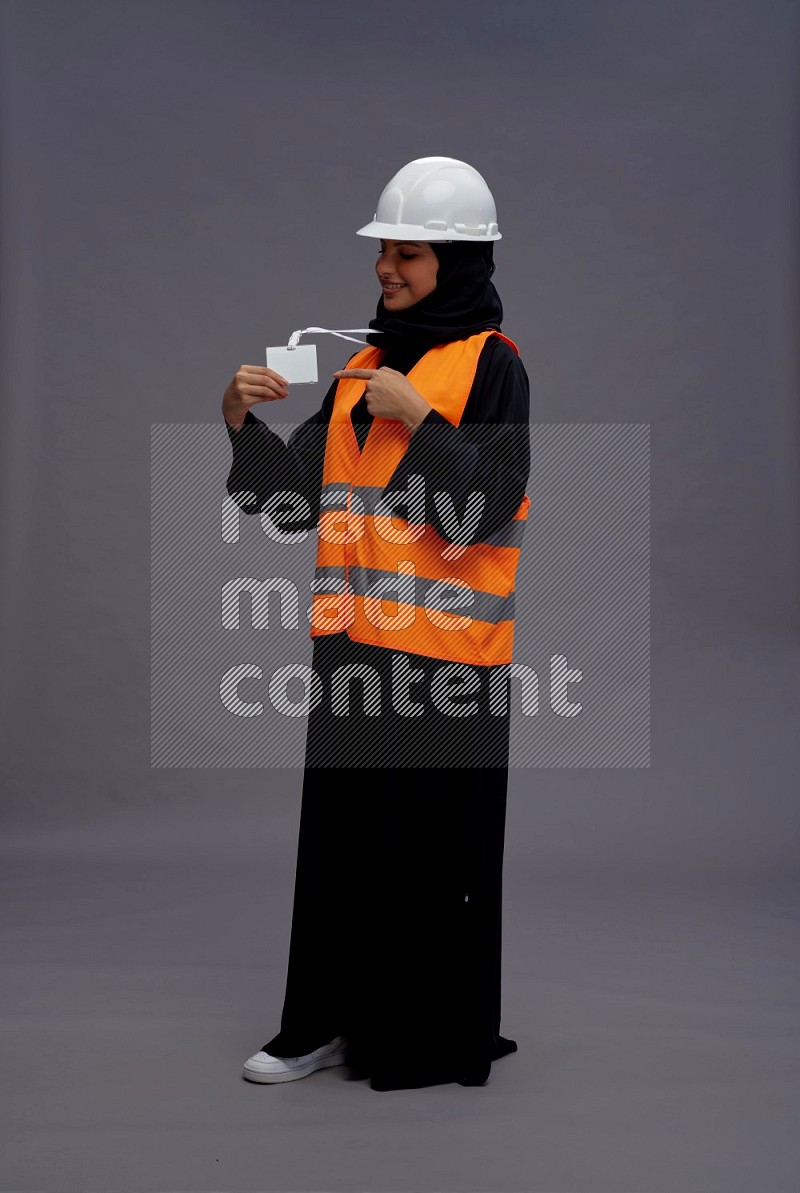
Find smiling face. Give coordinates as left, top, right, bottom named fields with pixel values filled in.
left=375, top=239, right=439, bottom=309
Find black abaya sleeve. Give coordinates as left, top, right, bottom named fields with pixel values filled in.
left=224, top=381, right=338, bottom=531
left=382, top=336, right=531, bottom=543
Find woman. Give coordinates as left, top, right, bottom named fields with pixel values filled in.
left=222, top=157, right=530, bottom=1091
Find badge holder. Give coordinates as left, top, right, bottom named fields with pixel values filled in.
left=266, top=327, right=373, bottom=385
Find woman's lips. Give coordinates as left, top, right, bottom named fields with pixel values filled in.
left=381, top=283, right=406, bottom=294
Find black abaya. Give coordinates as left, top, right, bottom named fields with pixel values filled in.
left=225, top=327, right=530, bottom=1090
left=259, top=634, right=517, bottom=1090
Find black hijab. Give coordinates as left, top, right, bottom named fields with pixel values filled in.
left=365, top=241, right=503, bottom=371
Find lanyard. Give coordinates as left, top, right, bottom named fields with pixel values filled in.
left=287, top=326, right=373, bottom=350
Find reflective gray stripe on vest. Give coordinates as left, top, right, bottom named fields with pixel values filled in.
left=319, top=482, right=527, bottom=551
left=311, top=564, right=349, bottom=591
left=312, top=563, right=515, bottom=624
left=479, top=520, right=527, bottom=549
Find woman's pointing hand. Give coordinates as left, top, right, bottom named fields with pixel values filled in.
left=332, top=367, right=432, bottom=434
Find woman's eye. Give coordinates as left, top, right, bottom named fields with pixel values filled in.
left=376, top=249, right=417, bottom=260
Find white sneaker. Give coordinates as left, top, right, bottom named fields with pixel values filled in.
left=242, top=1035, right=348, bottom=1084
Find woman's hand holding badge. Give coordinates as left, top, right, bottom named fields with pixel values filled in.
left=223, top=361, right=432, bottom=436
left=222, top=366, right=290, bottom=432
left=332, top=366, right=432, bottom=434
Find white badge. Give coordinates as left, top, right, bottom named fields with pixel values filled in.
left=265, top=327, right=373, bottom=386
left=265, top=344, right=318, bottom=385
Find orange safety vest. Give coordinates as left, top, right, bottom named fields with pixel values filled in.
left=309, top=329, right=530, bottom=666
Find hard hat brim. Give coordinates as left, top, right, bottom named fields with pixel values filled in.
left=356, top=220, right=501, bottom=242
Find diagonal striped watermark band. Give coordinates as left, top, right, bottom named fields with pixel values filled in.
left=151, top=422, right=650, bottom=769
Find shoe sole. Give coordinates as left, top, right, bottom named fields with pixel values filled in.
left=242, top=1050, right=348, bottom=1084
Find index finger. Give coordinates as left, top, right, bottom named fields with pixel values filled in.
left=332, top=368, right=377, bottom=379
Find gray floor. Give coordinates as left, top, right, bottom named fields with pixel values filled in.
left=2, top=637, right=799, bottom=1192
left=1, top=857, right=796, bottom=1192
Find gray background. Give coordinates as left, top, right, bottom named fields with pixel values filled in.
left=1, top=1, right=798, bottom=1190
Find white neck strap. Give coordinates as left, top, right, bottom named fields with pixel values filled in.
left=287, top=326, right=373, bottom=350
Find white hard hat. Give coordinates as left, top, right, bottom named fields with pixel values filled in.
left=356, top=156, right=501, bottom=242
